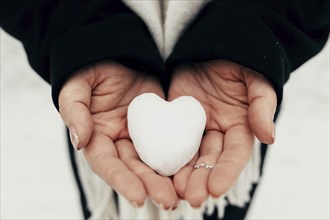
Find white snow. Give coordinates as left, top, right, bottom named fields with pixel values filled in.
left=128, top=93, right=206, bottom=176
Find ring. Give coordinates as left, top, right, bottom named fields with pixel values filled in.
left=194, top=163, right=214, bottom=169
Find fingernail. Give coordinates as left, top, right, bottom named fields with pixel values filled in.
left=151, top=199, right=166, bottom=210
left=69, top=126, right=79, bottom=150
left=158, top=203, right=165, bottom=210
left=168, top=204, right=178, bottom=211
left=271, top=126, right=276, bottom=143
left=131, top=201, right=139, bottom=208
left=169, top=200, right=179, bottom=211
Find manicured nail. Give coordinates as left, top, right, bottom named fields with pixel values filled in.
left=151, top=199, right=166, bottom=210
left=131, top=201, right=139, bottom=208
left=167, top=204, right=178, bottom=211
left=158, top=203, right=165, bottom=210
left=271, top=126, right=276, bottom=143
left=69, top=126, right=79, bottom=150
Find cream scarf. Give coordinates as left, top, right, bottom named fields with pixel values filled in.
left=123, top=0, right=210, bottom=59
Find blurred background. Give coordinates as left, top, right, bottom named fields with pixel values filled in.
left=1, top=30, right=329, bottom=219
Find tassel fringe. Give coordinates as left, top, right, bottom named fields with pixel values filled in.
left=75, top=140, right=261, bottom=219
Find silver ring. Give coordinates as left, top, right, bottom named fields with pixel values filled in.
left=194, top=163, right=214, bottom=169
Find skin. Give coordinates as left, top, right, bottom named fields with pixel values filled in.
left=58, top=59, right=277, bottom=210
left=59, top=61, right=179, bottom=209
left=169, top=60, right=277, bottom=207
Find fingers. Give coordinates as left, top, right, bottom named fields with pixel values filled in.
left=184, top=131, right=224, bottom=208
left=173, top=153, right=199, bottom=199
left=59, top=73, right=94, bottom=149
left=208, top=125, right=254, bottom=198
left=83, top=132, right=147, bottom=206
left=244, top=70, right=277, bottom=144
left=116, top=139, right=179, bottom=210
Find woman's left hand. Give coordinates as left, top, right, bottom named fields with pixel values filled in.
left=168, top=60, right=277, bottom=207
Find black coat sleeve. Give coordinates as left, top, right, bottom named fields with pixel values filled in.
left=0, top=0, right=164, bottom=109
left=166, top=0, right=330, bottom=107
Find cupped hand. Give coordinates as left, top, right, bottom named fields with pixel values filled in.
left=169, top=60, right=277, bottom=207
left=58, top=61, right=179, bottom=209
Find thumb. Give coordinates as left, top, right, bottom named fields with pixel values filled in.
left=245, top=70, right=277, bottom=144
left=58, top=72, right=94, bottom=150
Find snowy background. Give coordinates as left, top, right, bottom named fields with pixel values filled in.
left=1, top=30, right=329, bottom=219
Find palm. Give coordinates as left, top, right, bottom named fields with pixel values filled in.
left=169, top=60, right=276, bottom=207
left=89, top=62, right=164, bottom=141
left=59, top=61, right=179, bottom=209
left=169, top=61, right=249, bottom=134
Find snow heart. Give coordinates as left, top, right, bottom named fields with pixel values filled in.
left=127, top=93, right=206, bottom=176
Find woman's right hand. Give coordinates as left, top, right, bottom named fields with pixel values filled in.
left=58, top=61, right=179, bottom=209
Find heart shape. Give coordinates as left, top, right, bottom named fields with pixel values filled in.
left=127, top=93, right=206, bottom=176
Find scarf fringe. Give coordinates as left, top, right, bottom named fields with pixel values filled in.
left=75, top=139, right=261, bottom=219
